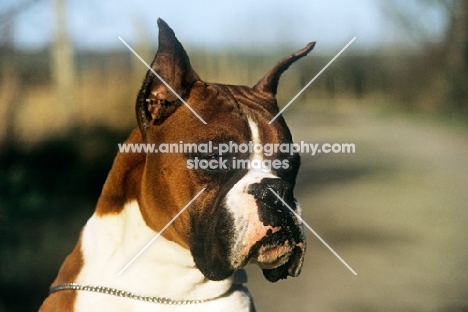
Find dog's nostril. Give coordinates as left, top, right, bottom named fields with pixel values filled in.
left=247, top=183, right=268, bottom=199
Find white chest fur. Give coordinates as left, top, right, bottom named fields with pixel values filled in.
left=73, top=201, right=252, bottom=311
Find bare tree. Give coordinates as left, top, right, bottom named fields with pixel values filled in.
left=384, top=0, right=468, bottom=114
left=52, top=0, right=76, bottom=122
left=445, top=0, right=468, bottom=113
left=0, top=0, right=40, bottom=145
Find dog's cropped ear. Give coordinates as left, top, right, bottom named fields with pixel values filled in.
left=254, top=42, right=316, bottom=99
left=136, top=18, right=200, bottom=137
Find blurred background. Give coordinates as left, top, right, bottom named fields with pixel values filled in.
left=1, top=0, right=467, bottom=311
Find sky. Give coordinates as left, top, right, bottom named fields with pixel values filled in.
left=1, top=0, right=448, bottom=52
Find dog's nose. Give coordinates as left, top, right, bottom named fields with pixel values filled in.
left=247, top=178, right=294, bottom=203
left=246, top=178, right=295, bottom=227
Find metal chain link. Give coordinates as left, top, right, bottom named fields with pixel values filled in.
left=49, top=283, right=211, bottom=305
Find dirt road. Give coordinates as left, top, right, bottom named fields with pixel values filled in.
left=246, top=105, right=468, bottom=311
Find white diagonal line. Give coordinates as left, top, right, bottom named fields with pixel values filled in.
left=118, top=36, right=207, bottom=125
left=269, top=37, right=356, bottom=124
left=268, top=188, right=357, bottom=275
left=117, top=188, right=206, bottom=276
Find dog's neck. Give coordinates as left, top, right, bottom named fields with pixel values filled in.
left=75, top=200, right=236, bottom=301
left=49, top=129, right=253, bottom=310
left=71, top=129, right=240, bottom=302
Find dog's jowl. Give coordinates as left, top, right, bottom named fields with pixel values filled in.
left=39, top=18, right=315, bottom=312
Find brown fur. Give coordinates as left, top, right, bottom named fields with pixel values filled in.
left=39, top=18, right=314, bottom=310
left=39, top=236, right=84, bottom=311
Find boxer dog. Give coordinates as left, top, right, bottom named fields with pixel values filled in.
left=40, top=18, right=315, bottom=311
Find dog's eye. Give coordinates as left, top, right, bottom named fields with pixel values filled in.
left=273, top=154, right=300, bottom=179
left=186, top=153, right=233, bottom=175
left=196, top=153, right=222, bottom=161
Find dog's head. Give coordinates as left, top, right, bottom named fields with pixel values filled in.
left=135, top=19, right=314, bottom=282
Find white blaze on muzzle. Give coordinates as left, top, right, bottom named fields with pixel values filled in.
left=223, top=118, right=306, bottom=279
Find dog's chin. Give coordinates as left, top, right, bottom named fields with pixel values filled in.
left=245, top=231, right=305, bottom=283
left=250, top=241, right=293, bottom=270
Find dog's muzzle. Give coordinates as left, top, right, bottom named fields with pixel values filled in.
left=246, top=178, right=306, bottom=282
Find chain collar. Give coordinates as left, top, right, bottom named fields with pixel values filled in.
left=49, top=283, right=236, bottom=305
